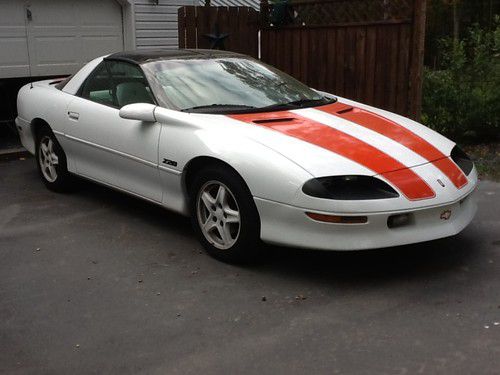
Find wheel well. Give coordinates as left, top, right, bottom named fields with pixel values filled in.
left=30, top=118, right=51, bottom=142
left=183, top=156, right=250, bottom=199
left=182, top=156, right=261, bottom=232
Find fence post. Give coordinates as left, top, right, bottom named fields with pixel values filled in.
left=178, top=7, right=185, bottom=48
left=408, top=0, right=427, bottom=120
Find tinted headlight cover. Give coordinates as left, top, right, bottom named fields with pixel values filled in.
left=302, top=175, right=400, bottom=200
left=451, top=146, right=473, bottom=175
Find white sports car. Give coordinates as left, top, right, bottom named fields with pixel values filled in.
left=16, top=49, right=477, bottom=262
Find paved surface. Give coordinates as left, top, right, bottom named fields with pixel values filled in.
left=1, top=157, right=499, bottom=375
left=0, top=125, right=21, bottom=152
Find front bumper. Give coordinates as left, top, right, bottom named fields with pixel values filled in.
left=254, top=188, right=478, bottom=251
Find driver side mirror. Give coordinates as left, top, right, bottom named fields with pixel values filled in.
left=119, top=103, right=157, bottom=122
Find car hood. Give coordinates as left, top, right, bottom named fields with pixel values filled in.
left=222, top=98, right=469, bottom=201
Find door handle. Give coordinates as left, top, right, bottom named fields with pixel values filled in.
left=68, top=111, right=80, bottom=121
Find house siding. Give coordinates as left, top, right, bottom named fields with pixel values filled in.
left=134, top=0, right=195, bottom=49
left=133, top=0, right=259, bottom=50
left=199, top=0, right=259, bottom=9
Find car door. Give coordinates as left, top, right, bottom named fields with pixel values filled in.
left=65, top=60, right=163, bottom=202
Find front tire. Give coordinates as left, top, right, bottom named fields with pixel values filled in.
left=35, top=126, right=72, bottom=192
left=190, top=166, right=261, bottom=263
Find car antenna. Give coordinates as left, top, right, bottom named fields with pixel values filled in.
left=23, top=5, right=33, bottom=89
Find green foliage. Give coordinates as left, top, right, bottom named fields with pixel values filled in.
left=425, top=0, right=500, bottom=66
left=422, top=18, right=500, bottom=143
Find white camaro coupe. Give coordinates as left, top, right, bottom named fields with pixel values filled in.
left=16, top=49, right=478, bottom=262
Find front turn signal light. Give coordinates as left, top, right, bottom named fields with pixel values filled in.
left=306, top=212, right=368, bottom=224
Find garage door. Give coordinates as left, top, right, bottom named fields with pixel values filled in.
left=0, top=0, right=124, bottom=78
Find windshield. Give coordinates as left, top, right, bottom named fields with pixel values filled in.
left=141, top=57, right=334, bottom=113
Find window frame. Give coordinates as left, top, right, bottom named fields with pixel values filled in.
left=76, top=60, right=158, bottom=109
left=77, top=61, right=116, bottom=108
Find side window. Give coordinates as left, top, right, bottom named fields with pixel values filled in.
left=79, top=63, right=114, bottom=106
left=107, top=61, right=156, bottom=108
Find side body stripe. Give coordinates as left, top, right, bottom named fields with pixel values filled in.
left=229, top=111, right=435, bottom=201
left=317, top=102, right=468, bottom=189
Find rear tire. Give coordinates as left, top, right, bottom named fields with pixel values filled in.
left=35, top=126, right=72, bottom=192
left=189, top=166, right=261, bottom=263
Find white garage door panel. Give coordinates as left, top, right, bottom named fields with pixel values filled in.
left=78, top=1, right=122, bottom=26
left=0, top=36, right=30, bottom=78
left=81, top=36, right=124, bottom=62
left=27, top=0, right=124, bottom=76
left=30, top=36, right=79, bottom=76
left=0, top=0, right=124, bottom=78
left=0, top=1, right=29, bottom=78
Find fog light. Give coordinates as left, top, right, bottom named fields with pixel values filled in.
left=387, top=213, right=411, bottom=228
left=306, top=212, right=368, bottom=224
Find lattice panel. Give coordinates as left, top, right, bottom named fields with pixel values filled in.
left=263, top=0, right=413, bottom=27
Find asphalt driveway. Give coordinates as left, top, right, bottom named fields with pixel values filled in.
left=1, top=157, right=499, bottom=375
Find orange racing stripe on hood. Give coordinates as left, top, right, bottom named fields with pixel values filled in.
left=317, top=102, right=468, bottom=189
left=229, top=111, right=435, bottom=201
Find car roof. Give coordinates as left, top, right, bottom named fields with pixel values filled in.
left=104, top=49, right=244, bottom=65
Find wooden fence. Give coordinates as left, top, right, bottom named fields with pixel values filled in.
left=178, top=6, right=259, bottom=58
left=178, top=0, right=427, bottom=119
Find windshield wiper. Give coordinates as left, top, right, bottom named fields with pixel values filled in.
left=285, top=97, right=336, bottom=107
left=256, top=102, right=295, bottom=111
left=180, top=97, right=337, bottom=114
left=181, top=104, right=256, bottom=113
left=257, top=97, right=337, bottom=112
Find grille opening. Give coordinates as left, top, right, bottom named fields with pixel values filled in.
left=253, top=117, right=296, bottom=124
left=451, top=146, right=473, bottom=175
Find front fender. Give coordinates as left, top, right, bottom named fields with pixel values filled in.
left=156, top=109, right=313, bottom=206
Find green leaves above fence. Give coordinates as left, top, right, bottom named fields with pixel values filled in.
left=422, top=18, right=500, bottom=143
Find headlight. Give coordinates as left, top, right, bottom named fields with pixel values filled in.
left=451, top=146, right=473, bottom=175
left=302, top=175, right=400, bottom=200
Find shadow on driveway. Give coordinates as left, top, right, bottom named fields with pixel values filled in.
left=73, top=171, right=478, bottom=289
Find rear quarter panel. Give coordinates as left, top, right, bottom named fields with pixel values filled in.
left=17, top=81, right=74, bottom=154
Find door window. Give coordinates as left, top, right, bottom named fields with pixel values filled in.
left=79, top=62, right=114, bottom=106
left=108, top=61, right=156, bottom=108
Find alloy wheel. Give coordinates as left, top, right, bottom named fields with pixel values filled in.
left=38, top=136, right=59, bottom=183
left=196, top=181, right=241, bottom=250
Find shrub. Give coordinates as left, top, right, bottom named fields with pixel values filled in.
left=422, top=18, right=500, bottom=143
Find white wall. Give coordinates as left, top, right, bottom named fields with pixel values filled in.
left=199, top=0, right=259, bottom=9
left=133, top=0, right=259, bottom=50
left=133, top=0, right=196, bottom=50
